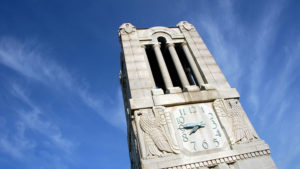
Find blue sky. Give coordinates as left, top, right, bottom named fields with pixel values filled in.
left=0, top=0, right=299, bottom=169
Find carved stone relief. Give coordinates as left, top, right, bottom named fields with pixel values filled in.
left=119, top=23, right=136, bottom=35
left=136, top=106, right=180, bottom=159
left=213, top=99, right=258, bottom=144
left=177, top=21, right=195, bottom=31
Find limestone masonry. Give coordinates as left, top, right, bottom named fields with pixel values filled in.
left=119, top=21, right=277, bottom=169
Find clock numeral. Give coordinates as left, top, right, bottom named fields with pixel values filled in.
left=179, top=109, right=186, bottom=116
left=176, top=116, right=185, bottom=124
left=178, top=124, right=185, bottom=131
left=215, top=129, right=222, bottom=137
left=182, top=134, right=189, bottom=142
left=175, top=105, right=225, bottom=152
left=211, top=119, right=217, bottom=129
left=200, top=106, right=205, bottom=113
left=202, top=140, right=209, bottom=149
left=190, top=141, right=196, bottom=151
left=189, top=106, right=197, bottom=113
left=213, top=138, right=220, bottom=147
left=208, top=112, right=218, bottom=129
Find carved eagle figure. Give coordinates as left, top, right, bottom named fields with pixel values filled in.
left=213, top=99, right=258, bottom=144
left=139, top=112, right=177, bottom=157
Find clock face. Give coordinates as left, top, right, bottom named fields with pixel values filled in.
left=168, top=103, right=228, bottom=152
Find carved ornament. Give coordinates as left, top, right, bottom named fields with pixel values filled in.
left=213, top=99, right=258, bottom=144
left=138, top=106, right=180, bottom=159
left=119, top=23, right=136, bottom=35
left=177, top=21, right=195, bottom=31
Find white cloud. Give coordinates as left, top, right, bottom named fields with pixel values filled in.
left=0, top=138, right=23, bottom=158
left=0, top=84, right=73, bottom=156
left=105, top=89, right=126, bottom=131
left=0, top=37, right=126, bottom=131
left=191, top=0, right=289, bottom=122
left=0, top=116, right=36, bottom=159
left=0, top=83, right=76, bottom=169
left=189, top=0, right=300, bottom=168
left=0, top=38, right=73, bottom=87
left=0, top=36, right=126, bottom=168
left=247, top=0, right=286, bottom=115
left=191, top=0, right=244, bottom=87
left=260, top=43, right=300, bottom=125
left=195, top=17, right=242, bottom=86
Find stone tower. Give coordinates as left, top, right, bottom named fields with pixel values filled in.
left=119, top=21, right=277, bottom=169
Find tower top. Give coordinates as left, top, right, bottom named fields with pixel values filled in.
left=119, top=21, right=236, bottom=110
left=119, top=22, right=277, bottom=169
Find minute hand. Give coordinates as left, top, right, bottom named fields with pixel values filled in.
left=183, top=122, right=206, bottom=135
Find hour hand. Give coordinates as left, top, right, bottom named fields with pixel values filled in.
left=183, top=122, right=205, bottom=135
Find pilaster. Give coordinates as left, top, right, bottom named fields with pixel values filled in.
left=119, top=23, right=155, bottom=99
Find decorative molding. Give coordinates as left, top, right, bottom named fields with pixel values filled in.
left=119, top=23, right=136, bottom=35
left=137, top=26, right=184, bottom=41
left=162, top=149, right=271, bottom=169
left=213, top=99, right=258, bottom=144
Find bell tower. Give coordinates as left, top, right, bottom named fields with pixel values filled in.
left=119, top=21, right=277, bottom=169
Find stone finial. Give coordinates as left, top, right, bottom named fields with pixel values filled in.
left=177, top=21, right=195, bottom=31
left=119, top=23, right=136, bottom=35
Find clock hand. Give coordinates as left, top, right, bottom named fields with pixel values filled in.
left=190, top=126, right=200, bottom=135
left=183, top=122, right=206, bottom=135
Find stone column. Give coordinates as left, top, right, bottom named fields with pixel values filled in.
left=181, top=42, right=205, bottom=85
left=167, top=43, right=190, bottom=88
left=152, top=44, right=173, bottom=89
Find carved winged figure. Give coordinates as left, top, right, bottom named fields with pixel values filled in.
left=139, top=107, right=179, bottom=158
left=213, top=99, right=258, bottom=144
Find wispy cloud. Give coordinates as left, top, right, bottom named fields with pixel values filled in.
left=0, top=124, right=35, bottom=159
left=192, top=0, right=289, bottom=121
left=266, top=42, right=300, bottom=168
left=0, top=38, right=73, bottom=87
left=247, top=0, right=286, bottom=115
left=0, top=84, right=73, bottom=159
left=0, top=37, right=125, bottom=130
left=190, top=0, right=248, bottom=88
left=260, top=43, right=300, bottom=124
left=190, top=0, right=300, bottom=168
left=195, top=17, right=242, bottom=86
